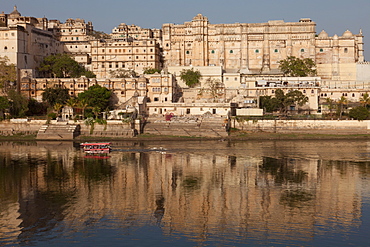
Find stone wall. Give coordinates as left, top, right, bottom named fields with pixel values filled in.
left=232, top=119, right=370, bottom=134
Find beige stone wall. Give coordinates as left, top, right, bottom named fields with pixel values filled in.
left=233, top=119, right=370, bottom=134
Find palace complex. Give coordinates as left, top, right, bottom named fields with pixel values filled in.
left=1, top=6, right=370, bottom=116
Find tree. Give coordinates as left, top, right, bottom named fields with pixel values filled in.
left=77, top=84, right=112, bottom=110
left=325, top=98, right=335, bottom=116
left=278, top=56, right=316, bottom=77
left=200, top=78, right=224, bottom=102
left=143, top=68, right=161, bottom=74
left=26, top=98, right=47, bottom=116
left=349, top=106, right=369, bottom=120
left=0, top=96, right=9, bottom=119
left=42, top=87, right=70, bottom=107
left=7, top=90, right=28, bottom=117
left=0, top=56, right=16, bottom=91
left=336, top=96, right=348, bottom=119
left=359, top=93, right=370, bottom=108
left=180, top=68, right=201, bottom=87
left=38, top=54, right=96, bottom=78
left=77, top=98, right=89, bottom=119
left=261, top=89, right=308, bottom=115
left=259, top=95, right=280, bottom=113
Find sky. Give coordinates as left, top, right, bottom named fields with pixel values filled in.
left=3, top=0, right=370, bottom=59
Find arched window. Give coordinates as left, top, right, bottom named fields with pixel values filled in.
left=344, top=48, right=348, bottom=53
left=301, top=49, right=305, bottom=52
left=230, top=50, right=233, bottom=54
left=255, top=49, right=259, bottom=53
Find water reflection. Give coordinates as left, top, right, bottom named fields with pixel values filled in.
left=0, top=140, right=370, bottom=246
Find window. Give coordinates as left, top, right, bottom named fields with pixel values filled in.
left=274, top=49, right=278, bottom=53
left=255, top=49, right=259, bottom=53
left=186, top=51, right=190, bottom=54
left=230, top=50, right=233, bottom=53
left=211, top=50, right=215, bottom=54
left=301, top=49, right=305, bottom=52
left=344, top=48, right=348, bottom=53
left=320, top=48, right=324, bottom=52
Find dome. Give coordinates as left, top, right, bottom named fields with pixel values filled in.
left=342, top=30, right=353, bottom=38
left=10, top=5, right=21, bottom=17
left=318, top=30, right=329, bottom=38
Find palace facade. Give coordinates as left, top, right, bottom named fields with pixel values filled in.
left=2, top=6, right=370, bottom=115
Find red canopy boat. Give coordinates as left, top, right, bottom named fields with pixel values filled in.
left=80, top=142, right=111, bottom=154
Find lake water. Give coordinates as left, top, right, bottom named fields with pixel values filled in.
left=0, top=140, right=370, bottom=246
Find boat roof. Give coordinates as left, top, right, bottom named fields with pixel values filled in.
left=80, top=142, right=111, bottom=146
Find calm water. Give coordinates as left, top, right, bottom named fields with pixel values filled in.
left=1, top=140, right=370, bottom=246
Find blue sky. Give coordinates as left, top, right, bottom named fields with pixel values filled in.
left=3, top=0, right=370, bottom=59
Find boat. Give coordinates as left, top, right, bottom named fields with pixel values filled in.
left=80, top=142, right=111, bottom=154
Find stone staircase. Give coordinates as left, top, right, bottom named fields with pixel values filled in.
left=36, top=124, right=80, bottom=140
left=143, top=115, right=229, bottom=138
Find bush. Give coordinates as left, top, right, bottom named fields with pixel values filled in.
left=47, top=112, right=57, bottom=119
left=349, top=106, right=369, bottom=120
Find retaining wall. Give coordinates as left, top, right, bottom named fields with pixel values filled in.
left=232, top=119, right=370, bottom=134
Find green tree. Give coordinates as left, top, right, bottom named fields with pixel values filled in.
left=7, top=90, right=28, bottom=117
left=0, top=96, right=9, bottom=119
left=359, top=93, right=370, bottom=108
left=77, top=84, right=111, bottom=110
left=143, top=68, right=161, bottom=74
left=38, top=54, right=96, bottom=78
left=26, top=98, right=47, bottom=116
left=0, top=56, right=16, bottom=91
left=180, top=68, right=201, bottom=87
left=77, top=98, right=89, bottom=119
left=278, top=56, right=316, bottom=77
left=42, top=87, right=70, bottom=107
left=259, top=89, right=308, bottom=114
left=53, top=103, right=63, bottom=117
left=336, top=96, right=348, bottom=119
left=325, top=98, right=335, bottom=116
left=259, top=95, right=280, bottom=113
left=349, top=106, right=369, bottom=120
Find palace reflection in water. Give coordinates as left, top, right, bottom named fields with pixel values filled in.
left=1, top=140, right=370, bottom=246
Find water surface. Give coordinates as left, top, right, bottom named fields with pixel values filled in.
left=0, top=140, right=370, bottom=246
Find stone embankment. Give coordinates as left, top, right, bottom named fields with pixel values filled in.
left=143, top=115, right=229, bottom=138
left=232, top=119, right=370, bottom=135
left=1, top=118, right=370, bottom=140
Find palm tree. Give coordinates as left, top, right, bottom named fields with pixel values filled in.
left=326, top=98, right=335, bottom=116
left=77, top=98, right=88, bottom=119
left=337, top=96, right=348, bottom=119
left=53, top=103, right=63, bottom=117
left=66, top=97, right=78, bottom=108
left=359, top=93, right=370, bottom=107
left=92, top=106, right=101, bottom=119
